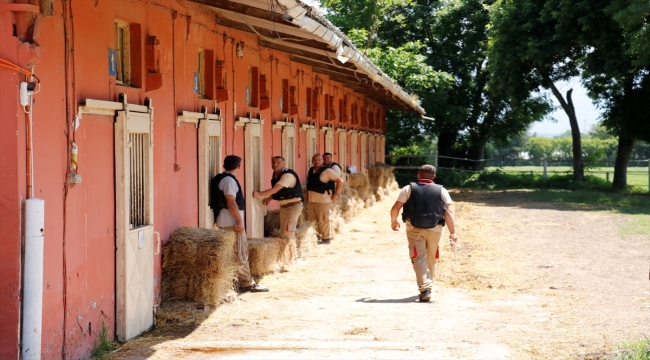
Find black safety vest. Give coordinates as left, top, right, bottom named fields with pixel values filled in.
left=270, top=169, right=303, bottom=201
left=307, top=166, right=332, bottom=194
left=325, top=162, right=341, bottom=192
left=402, top=182, right=447, bottom=229
left=210, top=172, right=246, bottom=212
left=326, top=162, right=342, bottom=172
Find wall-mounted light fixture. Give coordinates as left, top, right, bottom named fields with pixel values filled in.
left=236, top=42, right=244, bottom=59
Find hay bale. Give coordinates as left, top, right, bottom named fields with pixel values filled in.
left=162, top=227, right=237, bottom=305
left=295, top=222, right=318, bottom=258
left=347, top=173, right=371, bottom=200
left=264, top=209, right=281, bottom=237
left=248, top=237, right=297, bottom=276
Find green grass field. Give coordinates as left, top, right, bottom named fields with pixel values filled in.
left=487, top=166, right=649, bottom=188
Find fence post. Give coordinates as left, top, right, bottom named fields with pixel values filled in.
left=606, top=172, right=610, bottom=182
left=647, top=160, right=650, bottom=192
left=434, top=153, right=438, bottom=168
left=543, top=159, right=547, bottom=181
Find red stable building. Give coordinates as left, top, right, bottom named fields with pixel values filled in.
left=0, top=0, right=424, bottom=358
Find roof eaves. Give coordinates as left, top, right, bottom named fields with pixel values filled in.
left=275, top=0, right=425, bottom=115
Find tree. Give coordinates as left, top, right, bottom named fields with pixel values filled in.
left=378, top=0, right=551, bottom=169
left=321, top=0, right=553, bottom=168
left=488, top=0, right=587, bottom=181
left=548, top=0, right=650, bottom=188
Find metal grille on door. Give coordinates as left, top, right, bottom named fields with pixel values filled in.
left=129, top=133, right=149, bottom=228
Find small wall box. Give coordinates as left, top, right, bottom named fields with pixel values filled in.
left=108, top=49, right=117, bottom=77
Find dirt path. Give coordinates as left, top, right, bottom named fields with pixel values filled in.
left=110, top=190, right=649, bottom=359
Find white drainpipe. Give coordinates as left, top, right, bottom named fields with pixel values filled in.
left=22, top=198, right=45, bottom=360
left=276, top=0, right=425, bottom=114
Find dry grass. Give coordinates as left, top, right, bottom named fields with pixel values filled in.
left=435, top=203, right=520, bottom=292
left=155, top=301, right=216, bottom=330
left=295, top=222, right=318, bottom=258
left=161, top=227, right=237, bottom=305
left=248, top=237, right=297, bottom=276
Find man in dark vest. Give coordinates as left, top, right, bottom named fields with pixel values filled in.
left=389, top=164, right=457, bottom=302
left=210, top=155, right=269, bottom=293
left=323, top=152, right=343, bottom=177
left=306, top=153, right=344, bottom=245
left=252, top=156, right=303, bottom=240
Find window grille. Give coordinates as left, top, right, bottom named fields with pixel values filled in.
left=209, top=135, right=221, bottom=179
left=129, top=132, right=149, bottom=228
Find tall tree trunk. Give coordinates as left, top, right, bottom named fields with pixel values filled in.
left=612, top=136, right=635, bottom=189
left=437, top=128, right=457, bottom=168
left=469, top=139, right=486, bottom=171
left=547, top=82, right=584, bottom=181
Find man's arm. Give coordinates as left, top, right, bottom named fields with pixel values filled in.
left=444, top=205, right=458, bottom=242
left=390, top=201, right=405, bottom=231
left=225, top=195, right=245, bottom=233
left=252, top=183, right=285, bottom=201
left=330, top=177, right=345, bottom=201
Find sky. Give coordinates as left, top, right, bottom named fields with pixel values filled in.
left=529, top=78, right=603, bottom=138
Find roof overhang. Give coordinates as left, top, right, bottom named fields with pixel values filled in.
left=189, top=0, right=425, bottom=114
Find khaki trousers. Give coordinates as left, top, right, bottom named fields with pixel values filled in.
left=307, top=202, right=332, bottom=240
left=406, top=222, right=443, bottom=292
left=220, top=226, right=254, bottom=288
left=279, top=203, right=303, bottom=239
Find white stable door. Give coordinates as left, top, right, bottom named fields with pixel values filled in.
left=244, top=121, right=264, bottom=239
left=115, top=109, right=155, bottom=341
left=198, top=117, right=222, bottom=229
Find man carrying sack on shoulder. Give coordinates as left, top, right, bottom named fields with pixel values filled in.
left=389, top=164, right=457, bottom=302
left=306, top=153, right=344, bottom=245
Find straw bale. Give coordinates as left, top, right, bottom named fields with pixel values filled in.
left=347, top=173, right=371, bottom=200
left=295, top=222, right=318, bottom=258
left=264, top=209, right=281, bottom=238
left=162, top=227, right=237, bottom=305
left=347, top=173, right=369, bottom=188
left=248, top=237, right=297, bottom=276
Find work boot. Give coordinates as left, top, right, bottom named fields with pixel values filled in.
left=239, top=283, right=269, bottom=293
left=419, top=290, right=431, bottom=302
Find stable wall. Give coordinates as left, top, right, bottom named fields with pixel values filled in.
left=0, top=0, right=386, bottom=358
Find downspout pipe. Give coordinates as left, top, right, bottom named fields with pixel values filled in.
left=276, top=0, right=425, bottom=115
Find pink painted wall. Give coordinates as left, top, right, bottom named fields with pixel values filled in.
left=0, top=0, right=388, bottom=358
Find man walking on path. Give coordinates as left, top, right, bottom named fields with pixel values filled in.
left=306, top=154, right=344, bottom=245
left=210, top=155, right=269, bottom=293
left=253, top=156, right=303, bottom=240
left=390, top=165, right=457, bottom=302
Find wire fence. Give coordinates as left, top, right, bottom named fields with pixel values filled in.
left=385, top=153, right=650, bottom=191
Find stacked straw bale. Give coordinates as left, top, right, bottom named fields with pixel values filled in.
left=248, top=237, right=297, bottom=276
left=162, top=227, right=237, bottom=305
left=263, top=208, right=316, bottom=259
left=347, top=173, right=371, bottom=201
left=264, top=209, right=281, bottom=238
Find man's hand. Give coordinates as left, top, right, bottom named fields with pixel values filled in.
left=236, top=222, right=245, bottom=233
left=262, top=197, right=271, bottom=206
left=391, top=220, right=400, bottom=231
left=331, top=193, right=339, bottom=201
left=252, top=191, right=260, bottom=199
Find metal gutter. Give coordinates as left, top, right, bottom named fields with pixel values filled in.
left=276, top=0, right=425, bottom=114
